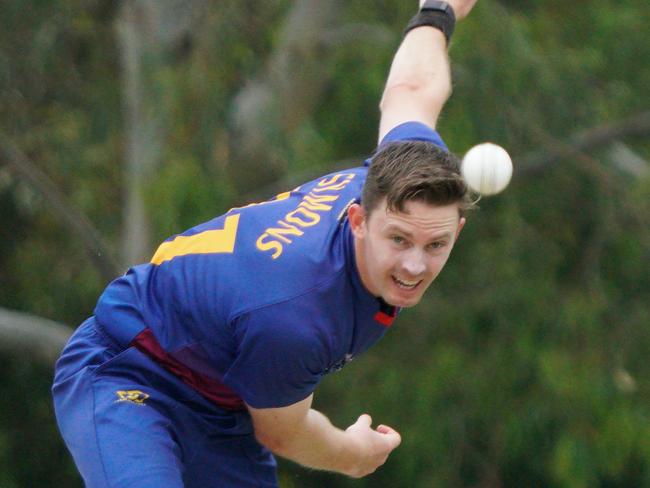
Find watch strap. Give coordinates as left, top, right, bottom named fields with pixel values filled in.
left=404, top=1, right=456, bottom=44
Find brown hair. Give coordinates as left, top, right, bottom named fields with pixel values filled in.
left=362, top=140, right=475, bottom=216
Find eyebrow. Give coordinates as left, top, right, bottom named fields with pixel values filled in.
left=385, top=225, right=452, bottom=241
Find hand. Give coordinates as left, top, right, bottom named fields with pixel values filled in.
left=343, top=414, right=402, bottom=478
left=419, top=0, right=479, bottom=20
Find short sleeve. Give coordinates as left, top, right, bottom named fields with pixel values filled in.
left=223, top=306, right=330, bottom=409
left=380, top=121, right=448, bottom=149
left=364, top=121, right=448, bottom=166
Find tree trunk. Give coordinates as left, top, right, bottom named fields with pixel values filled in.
left=115, top=0, right=207, bottom=266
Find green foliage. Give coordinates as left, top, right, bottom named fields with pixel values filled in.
left=1, top=0, right=649, bottom=486
left=0, top=358, right=81, bottom=488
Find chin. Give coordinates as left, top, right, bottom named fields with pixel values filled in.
left=383, top=294, right=423, bottom=308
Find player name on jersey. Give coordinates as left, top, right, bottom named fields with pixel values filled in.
left=255, top=172, right=356, bottom=259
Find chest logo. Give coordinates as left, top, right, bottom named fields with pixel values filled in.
left=115, top=390, right=150, bottom=406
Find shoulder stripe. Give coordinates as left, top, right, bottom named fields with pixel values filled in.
left=151, top=214, right=240, bottom=265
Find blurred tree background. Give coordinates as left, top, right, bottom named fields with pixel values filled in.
left=1, top=0, right=649, bottom=486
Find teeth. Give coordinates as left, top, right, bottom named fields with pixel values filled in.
left=393, top=277, right=419, bottom=288
left=398, top=279, right=417, bottom=286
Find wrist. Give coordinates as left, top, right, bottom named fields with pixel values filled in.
left=340, top=426, right=373, bottom=477
left=339, top=436, right=366, bottom=478
left=404, top=1, right=456, bottom=45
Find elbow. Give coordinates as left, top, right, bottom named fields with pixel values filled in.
left=379, top=79, right=452, bottom=113
left=254, top=429, right=294, bottom=456
left=254, top=430, right=281, bottom=452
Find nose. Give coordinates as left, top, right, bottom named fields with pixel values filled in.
left=401, top=248, right=427, bottom=277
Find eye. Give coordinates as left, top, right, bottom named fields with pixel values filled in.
left=428, top=241, right=447, bottom=251
left=390, top=235, right=406, bottom=245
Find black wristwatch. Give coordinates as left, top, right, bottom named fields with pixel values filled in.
left=404, top=1, right=457, bottom=45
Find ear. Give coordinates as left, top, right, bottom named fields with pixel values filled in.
left=347, top=203, right=368, bottom=239
left=455, top=217, right=466, bottom=241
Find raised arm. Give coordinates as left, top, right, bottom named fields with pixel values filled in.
left=378, top=0, right=478, bottom=142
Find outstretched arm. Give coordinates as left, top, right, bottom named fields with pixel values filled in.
left=378, top=0, right=478, bottom=142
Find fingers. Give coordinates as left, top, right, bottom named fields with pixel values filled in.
left=351, top=415, right=401, bottom=449
left=376, top=424, right=402, bottom=449
left=376, top=424, right=391, bottom=434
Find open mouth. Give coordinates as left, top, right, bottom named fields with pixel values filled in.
left=392, top=276, right=422, bottom=290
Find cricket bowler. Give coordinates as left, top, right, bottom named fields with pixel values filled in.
left=52, top=0, right=479, bottom=485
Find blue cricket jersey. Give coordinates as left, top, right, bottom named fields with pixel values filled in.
left=93, top=122, right=447, bottom=409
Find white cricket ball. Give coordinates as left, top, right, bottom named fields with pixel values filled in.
left=461, top=142, right=513, bottom=196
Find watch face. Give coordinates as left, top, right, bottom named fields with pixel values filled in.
left=422, top=0, right=452, bottom=14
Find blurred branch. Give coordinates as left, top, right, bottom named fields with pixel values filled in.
left=508, top=110, right=650, bottom=286
left=519, top=111, right=650, bottom=175
left=607, top=142, right=650, bottom=177
left=244, top=111, right=650, bottom=204
left=0, top=307, right=73, bottom=367
left=0, top=134, right=121, bottom=282
left=512, top=109, right=623, bottom=289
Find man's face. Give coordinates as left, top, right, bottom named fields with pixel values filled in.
left=349, top=198, right=465, bottom=308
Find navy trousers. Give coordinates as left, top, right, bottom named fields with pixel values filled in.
left=52, top=318, right=278, bottom=488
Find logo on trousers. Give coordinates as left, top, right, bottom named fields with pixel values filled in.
left=115, top=390, right=149, bottom=406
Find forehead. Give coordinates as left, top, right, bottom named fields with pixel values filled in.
left=369, top=199, right=461, bottom=233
